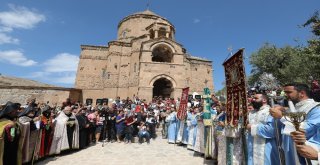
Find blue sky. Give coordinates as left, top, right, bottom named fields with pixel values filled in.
left=0, top=0, right=319, bottom=91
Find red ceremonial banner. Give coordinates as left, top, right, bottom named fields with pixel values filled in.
left=177, top=87, right=189, bottom=120
left=223, top=49, right=247, bottom=127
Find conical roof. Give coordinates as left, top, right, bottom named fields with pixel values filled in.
left=118, top=9, right=173, bottom=29
left=132, top=10, right=160, bottom=17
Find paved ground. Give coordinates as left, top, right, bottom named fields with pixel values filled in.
left=36, top=136, right=215, bottom=165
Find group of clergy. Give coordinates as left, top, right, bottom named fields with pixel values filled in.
left=163, top=83, right=320, bottom=165
left=0, top=101, right=81, bottom=165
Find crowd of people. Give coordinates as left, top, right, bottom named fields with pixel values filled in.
left=155, top=82, right=320, bottom=165
left=0, top=95, right=198, bottom=165
left=1, top=81, right=320, bottom=165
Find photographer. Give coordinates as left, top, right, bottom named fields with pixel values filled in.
left=146, top=112, right=156, bottom=139
left=137, top=122, right=150, bottom=144
left=106, top=108, right=117, bottom=142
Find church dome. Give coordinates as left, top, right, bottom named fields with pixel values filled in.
left=117, top=10, right=175, bottom=41
left=132, top=10, right=161, bottom=17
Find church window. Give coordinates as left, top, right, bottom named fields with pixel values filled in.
left=85, top=98, right=93, bottom=105
left=152, top=45, right=173, bottom=63
left=149, top=29, right=154, bottom=39
left=158, top=27, right=166, bottom=38
left=107, top=73, right=110, bottom=79
left=134, top=63, right=137, bottom=72
left=114, top=63, right=118, bottom=69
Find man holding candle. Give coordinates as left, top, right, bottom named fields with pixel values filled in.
left=270, top=83, right=320, bottom=165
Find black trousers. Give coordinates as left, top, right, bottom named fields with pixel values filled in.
left=106, top=123, right=116, bottom=141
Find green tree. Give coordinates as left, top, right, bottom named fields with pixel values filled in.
left=302, top=11, right=320, bottom=80
left=249, top=11, right=320, bottom=86
left=249, top=43, right=304, bottom=85
left=215, top=86, right=226, bottom=97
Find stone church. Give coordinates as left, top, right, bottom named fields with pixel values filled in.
left=75, top=10, right=214, bottom=104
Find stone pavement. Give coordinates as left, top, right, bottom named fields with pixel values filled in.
left=36, top=137, right=215, bottom=165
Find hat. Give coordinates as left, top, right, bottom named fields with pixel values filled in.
left=18, top=106, right=36, bottom=117
left=42, top=105, right=51, bottom=113
left=21, top=105, right=28, bottom=108
left=0, top=101, right=20, bottom=118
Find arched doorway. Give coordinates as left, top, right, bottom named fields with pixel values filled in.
left=151, top=45, right=173, bottom=63
left=153, top=78, right=173, bottom=98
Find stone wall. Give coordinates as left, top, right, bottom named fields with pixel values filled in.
left=0, top=86, right=82, bottom=106
left=74, top=10, right=215, bottom=103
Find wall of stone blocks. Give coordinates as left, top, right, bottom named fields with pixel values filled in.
left=0, top=87, right=81, bottom=106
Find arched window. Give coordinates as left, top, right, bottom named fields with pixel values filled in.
left=149, top=29, right=154, bottom=39
left=158, top=27, right=166, bottom=38
left=151, top=45, right=173, bottom=63
left=85, top=98, right=93, bottom=105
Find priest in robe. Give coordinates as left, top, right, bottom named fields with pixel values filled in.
left=176, top=117, right=184, bottom=143
left=181, top=116, right=189, bottom=145
left=50, top=106, right=79, bottom=155
left=38, top=105, right=54, bottom=158
left=0, top=101, right=22, bottom=165
left=270, top=83, right=320, bottom=165
left=193, top=106, right=205, bottom=154
left=215, top=105, right=227, bottom=165
left=166, top=107, right=178, bottom=144
left=76, top=108, right=89, bottom=149
left=246, top=93, right=280, bottom=165
left=291, top=130, right=320, bottom=163
left=187, top=107, right=196, bottom=150
left=19, top=106, right=41, bottom=163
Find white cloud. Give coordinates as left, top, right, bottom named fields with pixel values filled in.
left=28, top=71, right=50, bottom=78
left=27, top=53, right=79, bottom=85
left=0, top=4, right=46, bottom=45
left=52, top=73, right=76, bottom=84
left=0, top=50, right=37, bottom=66
left=44, top=53, right=79, bottom=72
left=0, top=4, right=46, bottom=30
left=193, top=18, right=200, bottom=24
left=0, top=33, right=19, bottom=44
left=0, top=26, right=12, bottom=32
